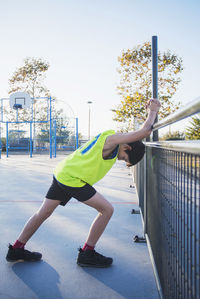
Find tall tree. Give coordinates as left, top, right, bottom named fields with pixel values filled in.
left=7, top=57, right=50, bottom=123
left=6, top=57, right=72, bottom=143
left=113, top=42, right=183, bottom=131
left=185, top=115, right=200, bottom=140
left=9, top=57, right=50, bottom=97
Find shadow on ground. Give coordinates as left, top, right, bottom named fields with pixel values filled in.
left=12, top=261, right=62, bottom=299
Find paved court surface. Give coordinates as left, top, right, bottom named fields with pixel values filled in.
left=0, top=154, right=159, bottom=299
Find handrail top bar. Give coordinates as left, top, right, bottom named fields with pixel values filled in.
left=153, top=96, right=200, bottom=131
left=145, top=140, right=200, bottom=155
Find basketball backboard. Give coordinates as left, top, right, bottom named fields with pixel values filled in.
left=9, top=92, right=32, bottom=109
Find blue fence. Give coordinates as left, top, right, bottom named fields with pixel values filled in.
left=0, top=96, right=79, bottom=158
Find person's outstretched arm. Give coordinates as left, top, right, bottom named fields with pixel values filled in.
left=104, top=98, right=160, bottom=149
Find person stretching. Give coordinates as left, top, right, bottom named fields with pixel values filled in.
left=6, top=98, right=160, bottom=267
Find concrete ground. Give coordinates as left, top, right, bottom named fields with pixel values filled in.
left=0, top=154, right=159, bottom=299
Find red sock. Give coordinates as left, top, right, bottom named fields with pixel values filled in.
left=13, top=240, right=25, bottom=249
left=82, top=243, right=95, bottom=251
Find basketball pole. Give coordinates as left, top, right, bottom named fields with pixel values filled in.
left=6, top=122, right=8, bottom=157
left=30, top=121, right=33, bottom=158
left=54, top=119, right=57, bottom=158
left=0, top=122, right=1, bottom=159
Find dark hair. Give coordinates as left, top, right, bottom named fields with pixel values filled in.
left=125, top=141, right=145, bottom=165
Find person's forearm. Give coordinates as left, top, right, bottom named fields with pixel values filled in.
left=141, top=110, right=157, bottom=134
left=105, top=109, right=159, bottom=145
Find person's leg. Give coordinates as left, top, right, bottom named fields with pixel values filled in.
left=6, top=198, right=61, bottom=262
left=17, top=198, right=61, bottom=244
left=77, top=192, right=114, bottom=267
left=82, top=192, right=114, bottom=247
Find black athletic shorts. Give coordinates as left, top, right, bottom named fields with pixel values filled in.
left=46, top=176, right=97, bottom=206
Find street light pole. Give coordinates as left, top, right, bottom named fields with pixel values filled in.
left=87, top=101, right=93, bottom=140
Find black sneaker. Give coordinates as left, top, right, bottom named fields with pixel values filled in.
left=77, top=248, right=113, bottom=268
left=6, top=244, right=42, bottom=262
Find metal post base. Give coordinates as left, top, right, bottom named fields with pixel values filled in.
left=131, top=209, right=140, bottom=214
left=133, top=235, right=146, bottom=243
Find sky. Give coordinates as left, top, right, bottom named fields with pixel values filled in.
left=0, top=0, right=199, bottom=138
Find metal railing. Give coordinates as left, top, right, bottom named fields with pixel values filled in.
left=133, top=97, right=200, bottom=299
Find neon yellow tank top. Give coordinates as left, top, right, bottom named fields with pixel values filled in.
left=54, top=130, right=118, bottom=187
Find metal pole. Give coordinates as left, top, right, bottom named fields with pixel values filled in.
left=6, top=122, right=8, bottom=157
left=49, top=97, right=52, bottom=158
left=76, top=117, right=79, bottom=149
left=31, top=97, right=34, bottom=151
left=0, top=122, right=1, bottom=159
left=54, top=119, right=56, bottom=158
left=30, top=121, right=33, bottom=158
left=144, top=151, right=147, bottom=234
left=152, top=35, right=159, bottom=141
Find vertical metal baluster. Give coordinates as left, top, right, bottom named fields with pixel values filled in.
left=173, top=150, right=176, bottom=297
left=190, top=155, right=193, bottom=298
left=183, top=152, right=185, bottom=298
left=186, top=153, right=190, bottom=298
left=167, top=149, right=170, bottom=297
left=174, top=151, right=176, bottom=298
left=167, top=149, right=169, bottom=296
left=193, top=155, right=197, bottom=299
left=185, top=153, right=188, bottom=297
left=172, top=150, right=175, bottom=297
left=170, top=150, right=173, bottom=297
left=198, top=156, right=200, bottom=298
left=177, top=151, right=180, bottom=298
left=175, top=150, right=178, bottom=299
left=168, top=150, right=170, bottom=297
left=180, top=152, right=183, bottom=298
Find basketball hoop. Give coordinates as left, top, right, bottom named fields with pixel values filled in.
left=9, top=92, right=31, bottom=109
left=13, top=103, right=22, bottom=110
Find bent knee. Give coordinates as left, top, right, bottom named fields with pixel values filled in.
left=102, top=203, right=114, bottom=217
left=109, top=204, right=114, bottom=215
